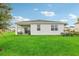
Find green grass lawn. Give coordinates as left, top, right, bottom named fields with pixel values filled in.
left=0, top=32, right=79, bottom=56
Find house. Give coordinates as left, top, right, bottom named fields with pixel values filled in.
left=16, top=20, right=66, bottom=35
left=64, top=26, right=70, bottom=33
left=69, top=26, right=75, bottom=31
left=75, top=22, right=79, bottom=32
left=64, top=25, right=75, bottom=33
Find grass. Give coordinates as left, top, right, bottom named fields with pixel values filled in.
left=0, top=32, right=79, bottom=56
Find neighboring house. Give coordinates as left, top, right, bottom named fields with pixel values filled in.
left=16, top=20, right=66, bottom=35
left=75, top=22, right=79, bottom=32
left=70, top=26, right=75, bottom=31
left=64, top=26, right=70, bottom=33
left=64, top=26, right=75, bottom=33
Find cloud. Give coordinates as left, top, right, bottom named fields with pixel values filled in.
left=40, top=11, right=55, bottom=17
left=10, top=16, right=30, bottom=26
left=13, top=16, right=30, bottom=22
left=62, top=13, right=78, bottom=26
left=68, top=13, right=78, bottom=23
left=9, top=16, right=30, bottom=28
left=33, top=8, right=39, bottom=11
left=69, top=14, right=77, bottom=19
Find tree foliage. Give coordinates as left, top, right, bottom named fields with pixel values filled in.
left=0, top=3, right=12, bottom=31
left=77, top=17, right=79, bottom=22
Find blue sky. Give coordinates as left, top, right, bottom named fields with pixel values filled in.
left=11, top=3, right=79, bottom=26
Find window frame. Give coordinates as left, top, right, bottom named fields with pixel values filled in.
left=51, top=24, right=58, bottom=31
left=51, top=24, right=54, bottom=31
left=37, top=24, right=40, bottom=31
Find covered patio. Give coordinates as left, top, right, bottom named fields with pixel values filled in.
left=16, top=24, right=31, bottom=35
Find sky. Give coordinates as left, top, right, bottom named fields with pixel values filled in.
left=11, top=3, right=79, bottom=26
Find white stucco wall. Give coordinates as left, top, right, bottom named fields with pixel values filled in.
left=31, top=24, right=64, bottom=35
left=75, top=24, right=79, bottom=32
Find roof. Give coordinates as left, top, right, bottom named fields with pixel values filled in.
left=16, top=20, right=67, bottom=25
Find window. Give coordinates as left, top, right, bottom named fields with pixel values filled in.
left=37, top=24, right=40, bottom=31
left=51, top=25, right=54, bottom=31
left=51, top=24, right=58, bottom=31
left=55, top=24, right=58, bottom=31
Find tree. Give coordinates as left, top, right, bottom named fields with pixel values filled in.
left=77, top=17, right=79, bottom=22
left=0, top=3, right=12, bottom=32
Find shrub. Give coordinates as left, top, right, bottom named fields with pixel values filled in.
left=17, top=31, right=23, bottom=34
left=74, top=32, right=79, bottom=36
left=61, top=30, right=79, bottom=36
left=61, top=32, right=74, bottom=36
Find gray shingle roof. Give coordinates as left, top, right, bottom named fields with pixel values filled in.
left=16, top=20, right=67, bottom=25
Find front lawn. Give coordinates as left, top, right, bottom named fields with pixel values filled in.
left=0, top=32, right=79, bottom=56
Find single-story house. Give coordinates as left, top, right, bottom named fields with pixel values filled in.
left=64, top=25, right=75, bottom=33
left=16, top=20, right=66, bottom=35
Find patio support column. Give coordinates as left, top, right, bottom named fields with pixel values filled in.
left=16, top=24, right=18, bottom=35
left=23, top=27, right=25, bottom=34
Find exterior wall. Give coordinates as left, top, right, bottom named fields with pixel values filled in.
left=75, top=24, right=79, bottom=32
left=31, top=24, right=64, bottom=35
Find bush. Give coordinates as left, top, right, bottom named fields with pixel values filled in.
left=17, top=31, right=23, bottom=34
left=61, top=31, right=79, bottom=36
left=61, top=32, right=74, bottom=36
left=74, top=32, right=79, bottom=36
